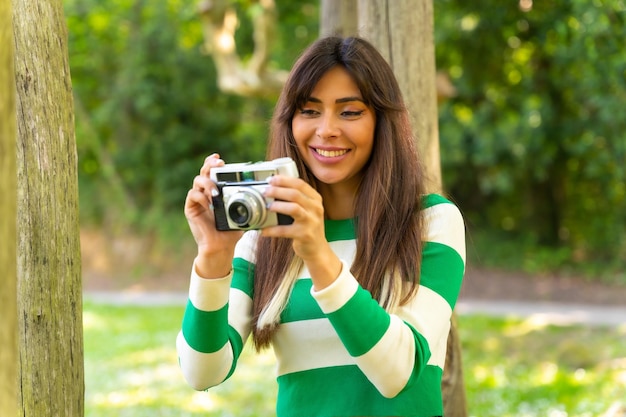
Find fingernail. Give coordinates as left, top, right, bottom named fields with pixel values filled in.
left=211, top=188, right=219, bottom=197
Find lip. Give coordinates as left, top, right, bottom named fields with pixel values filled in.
left=310, top=147, right=351, bottom=162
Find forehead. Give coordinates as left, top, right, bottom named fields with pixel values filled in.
left=309, top=66, right=362, bottom=99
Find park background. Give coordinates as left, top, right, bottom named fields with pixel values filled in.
left=60, top=0, right=626, bottom=416
left=69, top=0, right=626, bottom=286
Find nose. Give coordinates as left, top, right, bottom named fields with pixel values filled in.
left=316, top=113, right=341, bottom=140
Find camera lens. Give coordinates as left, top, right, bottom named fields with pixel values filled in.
left=228, top=202, right=251, bottom=225
left=225, top=188, right=266, bottom=228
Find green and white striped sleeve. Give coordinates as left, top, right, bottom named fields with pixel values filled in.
left=176, top=232, right=258, bottom=390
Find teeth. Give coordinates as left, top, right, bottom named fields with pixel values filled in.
left=315, top=149, right=348, bottom=157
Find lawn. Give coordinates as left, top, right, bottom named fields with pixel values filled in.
left=83, top=302, right=626, bottom=416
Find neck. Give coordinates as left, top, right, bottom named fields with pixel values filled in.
left=317, top=182, right=357, bottom=220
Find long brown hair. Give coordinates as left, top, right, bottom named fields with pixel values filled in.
left=252, top=36, right=427, bottom=348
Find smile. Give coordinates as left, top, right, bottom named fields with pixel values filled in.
left=314, top=148, right=349, bottom=158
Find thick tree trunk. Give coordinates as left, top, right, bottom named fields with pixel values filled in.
left=324, top=1, right=468, bottom=415
left=441, top=314, right=468, bottom=417
left=13, top=1, right=84, bottom=416
left=357, top=0, right=442, bottom=193
left=320, top=0, right=358, bottom=37
left=0, top=1, right=18, bottom=415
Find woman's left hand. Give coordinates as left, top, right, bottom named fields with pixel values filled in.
left=261, top=175, right=342, bottom=290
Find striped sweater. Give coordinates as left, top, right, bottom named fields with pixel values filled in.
left=177, top=194, right=466, bottom=417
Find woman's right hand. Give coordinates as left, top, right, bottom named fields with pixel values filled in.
left=184, top=153, right=244, bottom=278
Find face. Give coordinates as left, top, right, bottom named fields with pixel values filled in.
left=291, top=66, right=376, bottom=192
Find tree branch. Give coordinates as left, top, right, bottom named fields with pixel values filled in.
left=198, top=0, right=287, bottom=97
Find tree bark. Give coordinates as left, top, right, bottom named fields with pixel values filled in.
left=320, top=0, right=358, bottom=37
left=357, top=0, right=442, bottom=192
left=353, top=1, right=468, bottom=415
left=13, top=1, right=84, bottom=415
left=0, top=1, right=18, bottom=415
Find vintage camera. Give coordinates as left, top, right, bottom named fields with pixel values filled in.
left=210, top=157, right=299, bottom=231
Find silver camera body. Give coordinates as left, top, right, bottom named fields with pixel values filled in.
left=210, top=157, right=299, bottom=231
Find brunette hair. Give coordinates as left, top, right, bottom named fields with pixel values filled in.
left=252, top=36, right=427, bottom=348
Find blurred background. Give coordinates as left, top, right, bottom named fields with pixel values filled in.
left=66, top=0, right=626, bottom=287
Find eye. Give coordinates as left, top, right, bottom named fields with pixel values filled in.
left=298, top=108, right=319, bottom=117
left=341, top=110, right=365, bottom=118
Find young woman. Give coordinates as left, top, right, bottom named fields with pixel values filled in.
left=177, top=36, right=465, bottom=417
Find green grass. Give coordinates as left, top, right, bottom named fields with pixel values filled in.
left=84, top=302, right=276, bottom=416
left=84, top=302, right=626, bottom=416
left=459, top=315, right=626, bottom=417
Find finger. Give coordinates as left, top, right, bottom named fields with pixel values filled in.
left=185, top=188, right=212, bottom=213
left=260, top=223, right=292, bottom=238
left=266, top=200, right=303, bottom=219
left=264, top=185, right=298, bottom=203
left=270, top=175, right=321, bottom=201
left=192, top=175, right=220, bottom=197
left=200, top=153, right=225, bottom=177
left=205, top=152, right=220, bottom=163
left=267, top=197, right=324, bottom=231
left=265, top=186, right=322, bottom=216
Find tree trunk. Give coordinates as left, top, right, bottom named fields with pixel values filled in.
left=320, top=0, right=358, bottom=37
left=13, top=1, right=84, bottom=415
left=325, top=1, right=468, bottom=415
left=0, top=1, right=18, bottom=415
left=357, top=0, right=442, bottom=193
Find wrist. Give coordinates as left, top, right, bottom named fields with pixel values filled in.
left=194, top=248, right=234, bottom=279
left=305, top=248, right=343, bottom=291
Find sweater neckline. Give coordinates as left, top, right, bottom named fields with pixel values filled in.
left=324, top=218, right=356, bottom=242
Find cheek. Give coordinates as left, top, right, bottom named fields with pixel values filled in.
left=356, top=126, right=375, bottom=153
left=355, top=115, right=376, bottom=146
left=292, top=120, right=317, bottom=153
left=291, top=119, right=306, bottom=144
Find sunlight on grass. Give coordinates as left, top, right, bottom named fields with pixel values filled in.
left=84, top=302, right=277, bottom=416
left=460, top=315, right=626, bottom=417
left=83, top=303, right=626, bottom=416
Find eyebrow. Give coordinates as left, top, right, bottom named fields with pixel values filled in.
left=307, top=96, right=365, bottom=104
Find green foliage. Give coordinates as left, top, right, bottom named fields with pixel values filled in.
left=467, top=229, right=626, bottom=284
left=83, top=302, right=626, bottom=416
left=65, top=0, right=318, bottom=234
left=67, top=0, right=626, bottom=279
left=435, top=1, right=626, bottom=271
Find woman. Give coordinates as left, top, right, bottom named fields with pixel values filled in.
left=177, top=36, right=465, bottom=417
